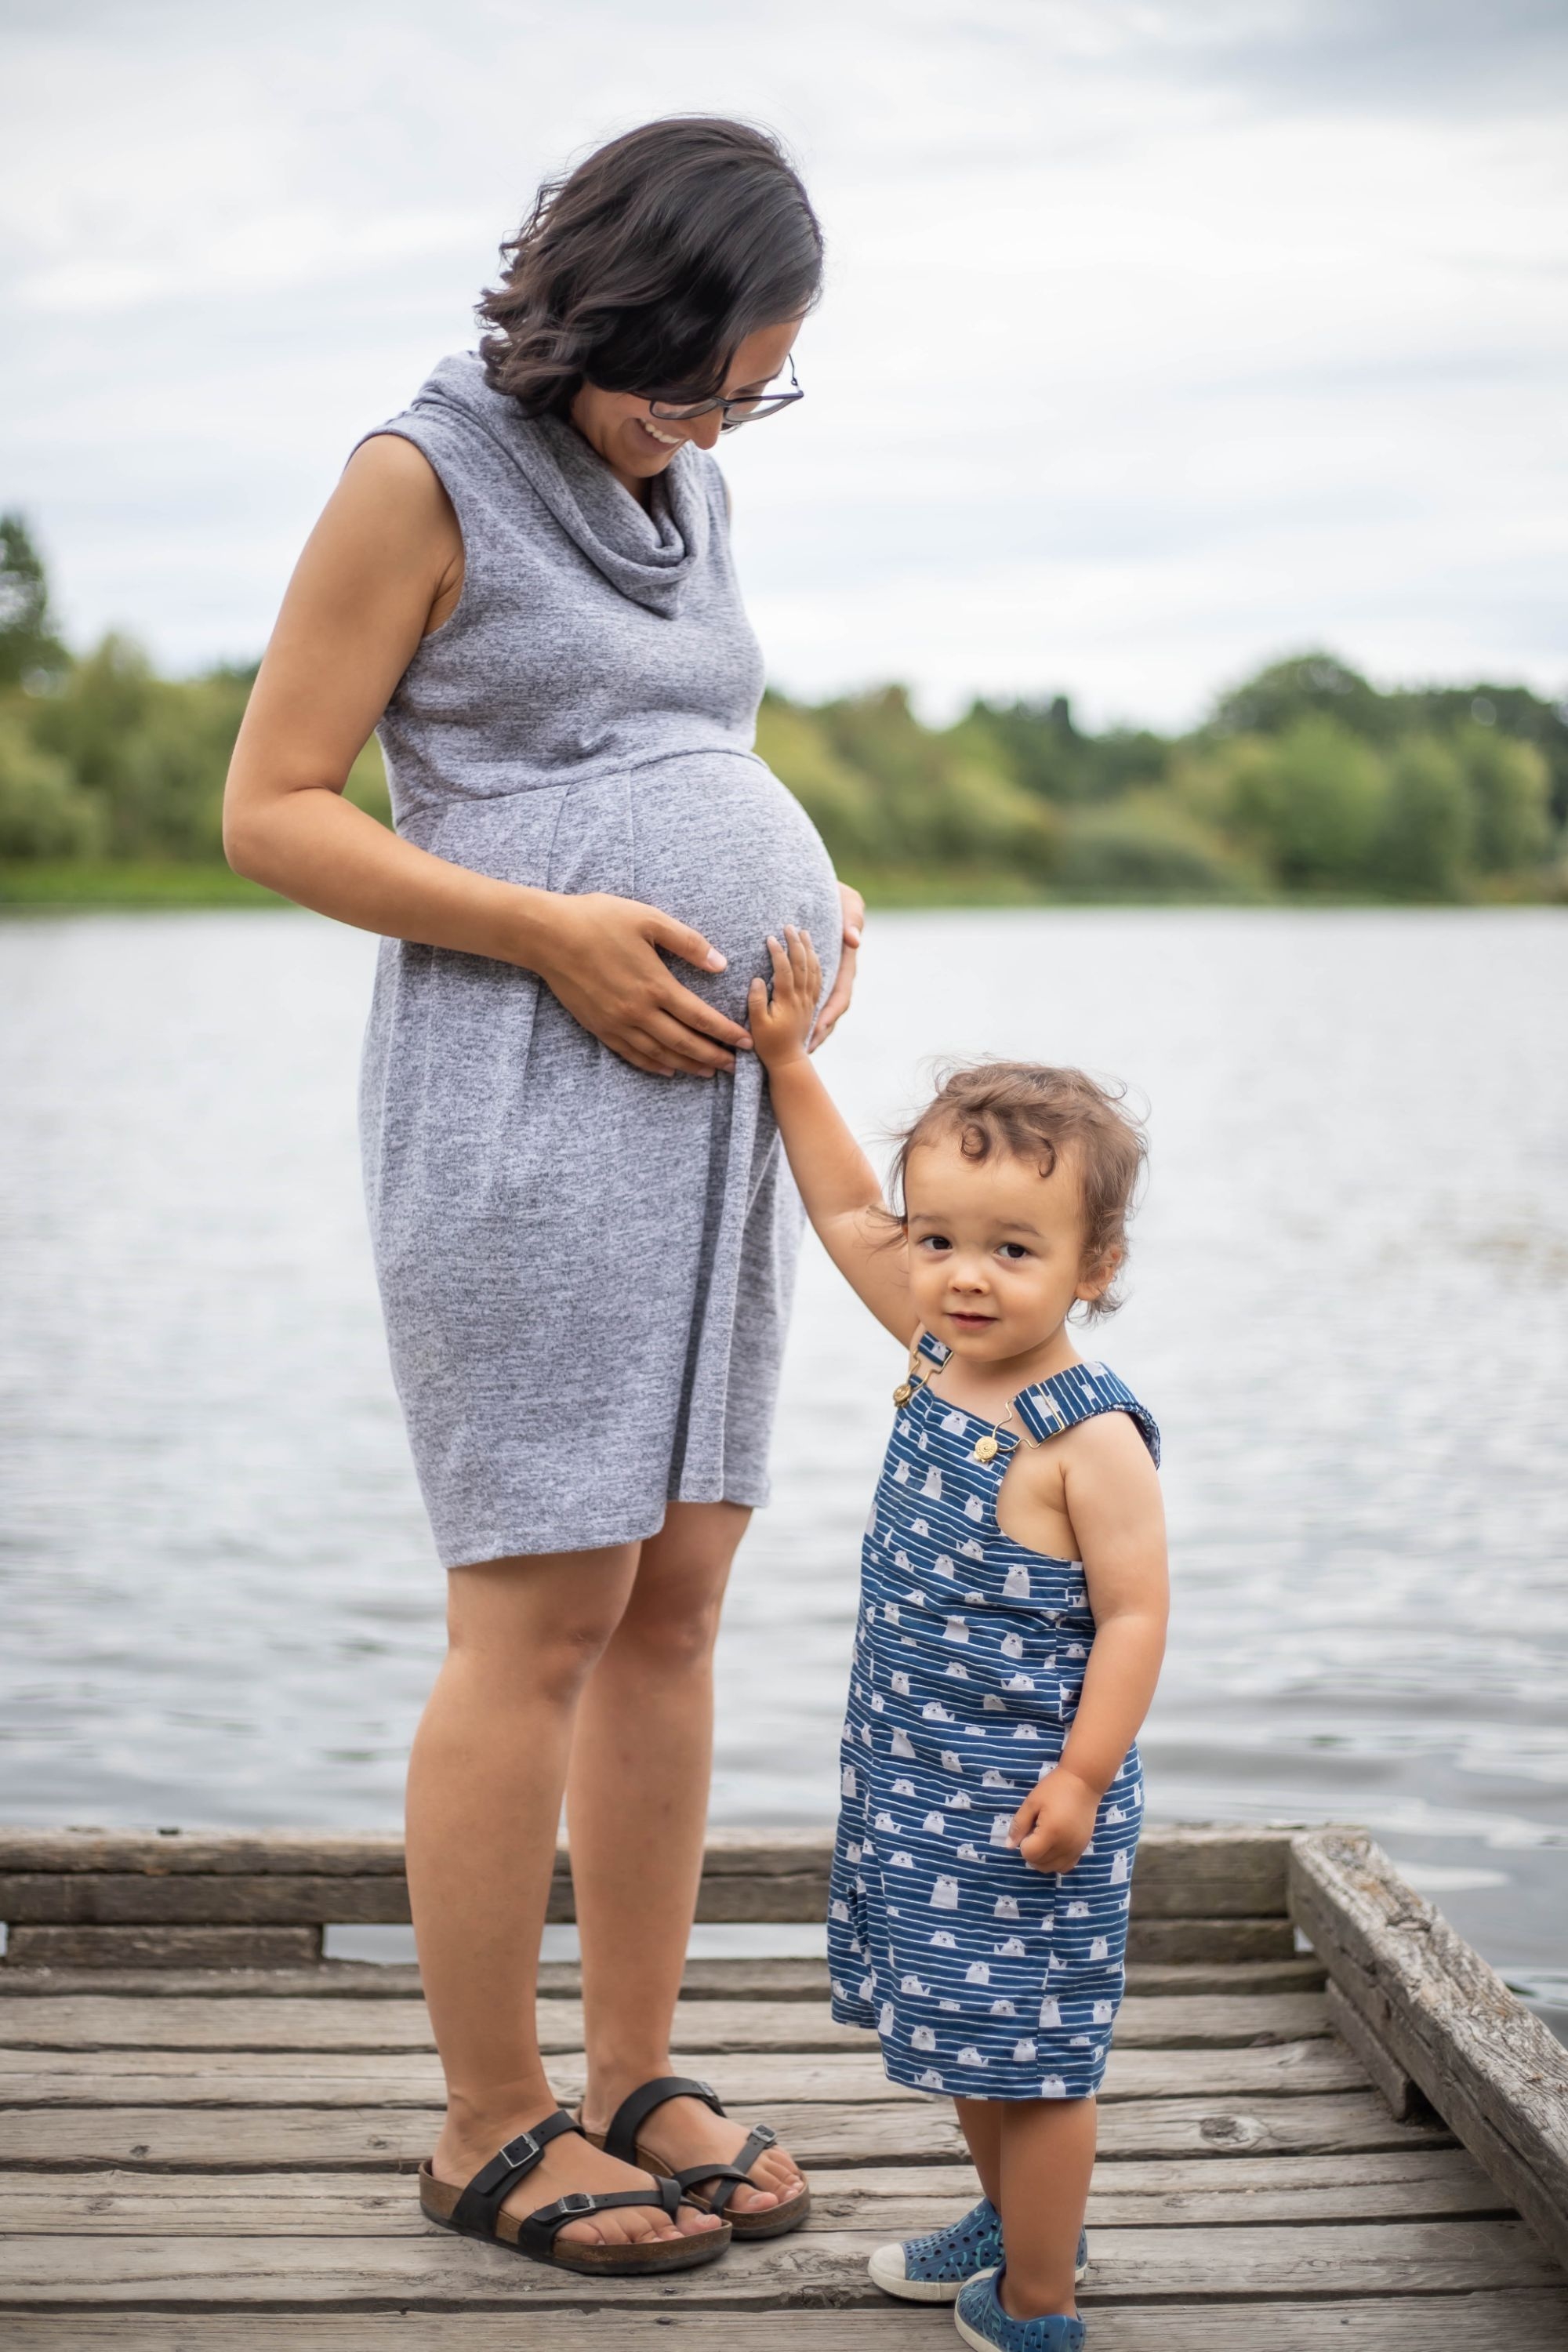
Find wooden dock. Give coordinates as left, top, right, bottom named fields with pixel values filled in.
left=1, top=1823, right=1565, bottom=2347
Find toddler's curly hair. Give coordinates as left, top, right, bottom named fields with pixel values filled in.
left=888, top=1061, right=1147, bottom=1319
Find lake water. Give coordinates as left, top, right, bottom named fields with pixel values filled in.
left=2, top=907, right=1565, bottom=2034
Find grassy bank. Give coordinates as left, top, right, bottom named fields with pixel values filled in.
left=0, top=859, right=286, bottom=908
left=4, top=858, right=1563, bottom=914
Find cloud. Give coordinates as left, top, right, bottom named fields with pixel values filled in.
left=2, top=0, right=1564, bottom=724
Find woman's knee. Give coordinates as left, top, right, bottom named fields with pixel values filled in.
left=445, top=1551, right=636, bottom=1700
left=611, top=1570, right=728, bottom=1675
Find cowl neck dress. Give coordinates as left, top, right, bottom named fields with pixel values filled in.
left=357, top=354, right=841, bottom=1566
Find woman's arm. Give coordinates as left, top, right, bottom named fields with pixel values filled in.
left=223, top=436, right=753, bottom=1080
left=749, top=927, right=913, bottom=1339
left=1007, top=1414, right=1168, bottom=1872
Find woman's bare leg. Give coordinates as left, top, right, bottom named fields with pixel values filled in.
left=570, top=1500, right=805, bottom=2213
left=408, top=1546, right=723, bottom=2249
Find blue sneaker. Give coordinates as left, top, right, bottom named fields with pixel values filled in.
left=869, top=2197, right=1003, bottom=2302
left=869, top=2201, right=1087, bottom=2304
left=954, top=2267, right=1085, bottom=2351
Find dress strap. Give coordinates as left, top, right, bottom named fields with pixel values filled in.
left=915, top=1332, right=951, bottom=1369
left=1014, top=1361, right=1160, bottom=1467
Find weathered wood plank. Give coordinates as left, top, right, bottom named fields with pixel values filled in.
left=2, top=1873, right=829, bottom=1929
left=0, top=2146, right=1508, bottom=2234
left=5, top=2303, right=1568, bottom=2352
left=0, top=1955, right=1328, bottom=2000
left=5, top=1929, right=324, bottom=1970
left=0, top=1991, right=1329, bottom=2054
left=1325, top=1977, right=1426, bottom=2122
left=0, top=2217, right=1557, bottom=2307
left=0, top=2037, right=1365, bottom=2109
left=0, top=1823, right=1292, bottom=1918
left=1290, top=1828, right=1568, bottom=2270
left=4, top=1914, right=1295, bottom=1968
left=0, top=1828, right=829, bottom=1882
left=0, top=2089, right=1450, bottom=2170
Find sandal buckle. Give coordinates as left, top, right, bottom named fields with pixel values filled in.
left=498, top=2130, right=539, bottom=2172
left=557, top=2191, right=596, bottom=2214
left=752, top=2123, right=778, bottom=2147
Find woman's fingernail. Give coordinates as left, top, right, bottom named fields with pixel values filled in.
left=845, top=927, right=862, bottom=946
left=706, top=951, right=727, bottom=971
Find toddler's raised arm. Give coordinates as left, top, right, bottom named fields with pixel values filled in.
left=749, top=928, right=913, bottom=1340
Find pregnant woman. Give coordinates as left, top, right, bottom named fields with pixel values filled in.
left=223, top=118, right=858, bottom=2274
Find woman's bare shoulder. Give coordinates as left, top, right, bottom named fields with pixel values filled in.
left=339, top=433, right=460, bottom=536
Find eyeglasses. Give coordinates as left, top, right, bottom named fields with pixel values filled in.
left=645, top=354, right=804, bottom=433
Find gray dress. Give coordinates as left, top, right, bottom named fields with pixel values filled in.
left=357, top=354, right=841, bottom=1567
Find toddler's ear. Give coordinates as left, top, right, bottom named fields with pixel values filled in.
left=1076, top=1245, right=1122, bottom=1305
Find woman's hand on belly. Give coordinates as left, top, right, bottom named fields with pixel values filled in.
left=810, top=883, right=865, bottom=1050
left=529, top=891, right=754, bottom=1077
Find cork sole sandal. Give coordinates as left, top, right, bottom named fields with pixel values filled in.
left=586, top=2074, right=811, bottom=2242
left=418, top=2107, right=731, bottom=2275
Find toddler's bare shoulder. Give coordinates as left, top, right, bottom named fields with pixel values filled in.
left=1056, top=1408, right=1160, bottom=1479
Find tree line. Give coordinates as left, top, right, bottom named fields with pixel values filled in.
left=2, top=513, right=1563, bottom=902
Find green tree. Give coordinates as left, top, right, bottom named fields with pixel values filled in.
left=1209, top=652, right=1393, bottom=745
left=1054, top=794, right=1259, bottom=900
left=1178, top=717, right=1387, bottom=889
left=0, top=513, right=68, bottom=688
left=26, top=635, right=247, bottom=858
left=754, top=692, right=883, bottom=866
left=1376, top=735, right=1475, bottom=898
left=812, top=686, right=1060, bottom=877
left=1450, top=723, right=1552, bottom=873
left=0, top=717, right=105, bottom=857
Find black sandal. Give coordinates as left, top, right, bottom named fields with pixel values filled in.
left=586, top=2074, right=811, bottom=2241
left=418, top=2107, right=731, bottom=2274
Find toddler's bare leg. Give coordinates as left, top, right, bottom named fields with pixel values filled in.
left=997, top=2094, right=1097, bottom=2318
left=954, top=2096, right=1003, bottom=2209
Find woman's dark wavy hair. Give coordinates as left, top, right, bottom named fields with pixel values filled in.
left=477, top=117, right=824, bottom=417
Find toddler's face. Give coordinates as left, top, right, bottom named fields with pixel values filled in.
left=902, top=1134, right=1111, bottom=1364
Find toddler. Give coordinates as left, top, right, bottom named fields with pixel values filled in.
left=751, top=928, right=1168, bottom=2352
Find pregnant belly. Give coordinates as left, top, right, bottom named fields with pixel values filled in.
left=427, top=753, right=842, bottom=1028
left=626, top=756, right=843, bottom=1025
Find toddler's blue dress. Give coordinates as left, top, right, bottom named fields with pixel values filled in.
left=829, top=1333, right=1160, bottom=2100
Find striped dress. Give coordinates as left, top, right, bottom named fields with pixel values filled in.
left=828, top=1334, right=1160, bottom=2100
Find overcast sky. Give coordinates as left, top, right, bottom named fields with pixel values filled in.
left=3, top=0, right=1565, bottom=727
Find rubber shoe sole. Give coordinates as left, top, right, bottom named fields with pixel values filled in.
left=869, top=2238, right=1087, bottom=2304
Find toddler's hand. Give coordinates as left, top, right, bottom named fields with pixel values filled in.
left=748, top=926, right=822, bottom=1071
left=1007, top=1767, right=1101, bottom=1876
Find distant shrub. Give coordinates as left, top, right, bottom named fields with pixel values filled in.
left=1451, top=724, right=1552, bottom=873
left=755, top=694, right=883, bottom=866
left=1175, top=717, right=1387, bottom=890
left=804, top=686, right=1061, bottom=877
left=1377, top=735, right=1473, bottom=898
left=0, top=717, right=105, bottom=858
left=1054, top=796, right=1258, bottom=899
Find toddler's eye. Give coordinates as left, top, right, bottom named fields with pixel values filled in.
left=997, top=1243, right=1029, bottom=1261
left=917, top=1234, right=953, bottom=1254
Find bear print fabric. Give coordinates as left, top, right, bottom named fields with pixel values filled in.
left=828, top=1335, right=1160, bottom=2100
